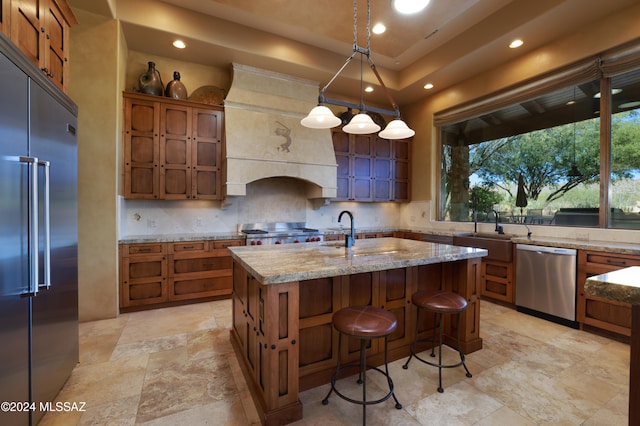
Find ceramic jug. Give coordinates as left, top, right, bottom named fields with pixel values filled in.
left=138, top=61, right=164, bottom=96
left=165, top=71, right=188, bottom=99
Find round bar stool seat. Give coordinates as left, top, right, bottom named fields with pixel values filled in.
left=403, top=290, right=472, bottom=393
left=322, top=305, right=402, bottom=425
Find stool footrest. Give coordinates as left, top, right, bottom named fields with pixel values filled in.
left=324, top=364, right=399, bottom=407
left=405, top=345, right=467, bottom=370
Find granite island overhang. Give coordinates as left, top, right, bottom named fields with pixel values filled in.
left=228, top=237, right=487, bottom=426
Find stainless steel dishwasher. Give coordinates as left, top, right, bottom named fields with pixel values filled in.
left=515, top=244, right=578, bottom=328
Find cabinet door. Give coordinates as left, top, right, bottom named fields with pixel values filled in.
left=352, top=134, right=373, bottom=201
left=11, top=0, right=45, bottom=66
left=120, top=254, right=168, bottom=308
left=332, top=130, right=350, bottom=200
left=124, top=96, right=160, bottom=199
left=393, top=138, right=410, bottom=201
left=379, top=268, right=411, bottom=349
left=481, top=260, right=513, bottom=303
left=160, top=103, right=192, bottom=199
left=43, top=0, right=71, bottom=92
left=373, top=137, right=392, bottom=201
left=191, top=108, right=222, bottom=199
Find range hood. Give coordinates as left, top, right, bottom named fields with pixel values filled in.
left=224, top=63, right=337, bottom=200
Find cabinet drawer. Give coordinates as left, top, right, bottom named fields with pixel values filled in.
left=584, top=252, right=640, bottom=269
left=170, top=256, right=232, bottom=275
left=128, top=281, right=167, bottom=303
left=125, top=243, right=166, bottom=256
left=211, top=239, right=243, bottom=250
left=171, top=241, right=207, bottom=253
left=170, top=276, right=232, bottom=300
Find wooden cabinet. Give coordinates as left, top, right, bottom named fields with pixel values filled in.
left=119, top=243, right=168, bottom=308
left=123, top=92, right=224, bottom=200
left=232, top=263, right=301, bottom=424
left=452, top=235, right=515, bottom=304
left=119, top=239, right=241, bottom=311
left=124, top=95, right=160, bottom=199
left=481, top=260, right=513, bottom=303
left=577, top=250, right=640, bottom=336
left=168, top=239, right=242, bottom=301
left=9, top=0, right=76, bottom=93
left=332, top=128, right=411, bottom=202
left=394, top=231, right=423, bottom=241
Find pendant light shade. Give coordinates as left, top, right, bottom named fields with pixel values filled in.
left=300, top=105, right=342, bottom=129
left=301, top=0, right=415, bottom=140
left=378, top=119, right=415, bottom=139
left=342, top=113, right=381, bottom=134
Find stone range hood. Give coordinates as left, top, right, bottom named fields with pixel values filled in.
left=224, top=63, right=337, bottom=201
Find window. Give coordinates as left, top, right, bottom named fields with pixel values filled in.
left=437, top=43, right=640, bottom=229
left=609, top=68, right=640, bottom=229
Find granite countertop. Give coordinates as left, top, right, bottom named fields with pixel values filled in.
left=119, top=232, right=244, bottom=244
left=510, top=236, right=640, bottom=255
left=228, top=237, right=488, bottom=285
left=584, top=266, right=640, bottom=305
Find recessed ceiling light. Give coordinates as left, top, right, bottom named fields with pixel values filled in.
left=172, top=40, right=186, bottom=49
left=566, top=100, right=576, bottom=106
left=364, top=86, right=374, bottom=93
left=424, top=83, right=434, bottom=90
left=509, top=39, right=524, bottom=49
left=393, top=0, right=430, bottom=14
left=593, top=88, right=622, bottom=98
left=619, top=100, right=640, bottom=109
left=372, top=23, right=386, bottom=34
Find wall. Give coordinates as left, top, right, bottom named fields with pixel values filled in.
left=70, top=9, right=121, bottom=321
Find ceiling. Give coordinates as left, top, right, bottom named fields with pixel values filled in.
left=68, top=0, right=639, bottom=108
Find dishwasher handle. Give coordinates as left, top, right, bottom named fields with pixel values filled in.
left=516, top=244, right=576, bottom=256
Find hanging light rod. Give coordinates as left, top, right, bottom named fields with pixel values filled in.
left=301, top=0, right=415, bottom=139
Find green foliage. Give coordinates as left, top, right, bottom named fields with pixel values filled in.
left=469, top=185, right=503, bottom=213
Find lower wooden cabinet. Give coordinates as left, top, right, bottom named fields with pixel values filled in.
left=120, top=239, right=242, bottom=311
left=480, top=260, right=513, bottom=303
left=577, top=250, right=640, bottom=336
left=119, top=243, right=168, bottom=308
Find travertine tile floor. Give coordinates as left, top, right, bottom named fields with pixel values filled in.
left=40, top=300, right=629, bottom=425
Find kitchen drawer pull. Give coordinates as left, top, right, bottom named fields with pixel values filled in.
left=606, top=259, right=627, bottom=267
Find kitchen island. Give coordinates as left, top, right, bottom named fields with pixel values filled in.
left=585, top=267, right=640, bottom=426
left=229, top=237, right=487, bottom=425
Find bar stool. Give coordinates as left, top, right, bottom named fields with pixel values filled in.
left=402, top=290, right=472, bottom=393
left=322, top=305, right=402, bottom=425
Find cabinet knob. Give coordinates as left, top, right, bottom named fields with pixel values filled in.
left=271, top=344, right=276, bottom=350
left=291, top=339, right=296, bottom=345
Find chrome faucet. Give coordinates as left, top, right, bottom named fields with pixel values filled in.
left=491, top=209, right=504, bottom=234
left=338, top=210, right=355, bottom=248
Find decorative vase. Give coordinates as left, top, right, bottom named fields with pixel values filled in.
left=138, top=61, right=164, bottom=96
left=165, top=71, right=188, bottom=100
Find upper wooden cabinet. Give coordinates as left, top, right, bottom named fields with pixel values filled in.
left=123, top=92, right=224, bottom=200
left=8, top=0, right=77, bottom=93
left=332, top=128, right=411, bottom=202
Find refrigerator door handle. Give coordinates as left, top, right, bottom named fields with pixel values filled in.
left=39, top=160, right=51, bottom=290
left=20, top=156, right=39, bottom=296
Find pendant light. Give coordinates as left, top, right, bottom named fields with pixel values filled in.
left=301, top=0, right=415, bottom=140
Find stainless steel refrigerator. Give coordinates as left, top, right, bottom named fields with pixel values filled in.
left=0, top=36, right=79, bottom=425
